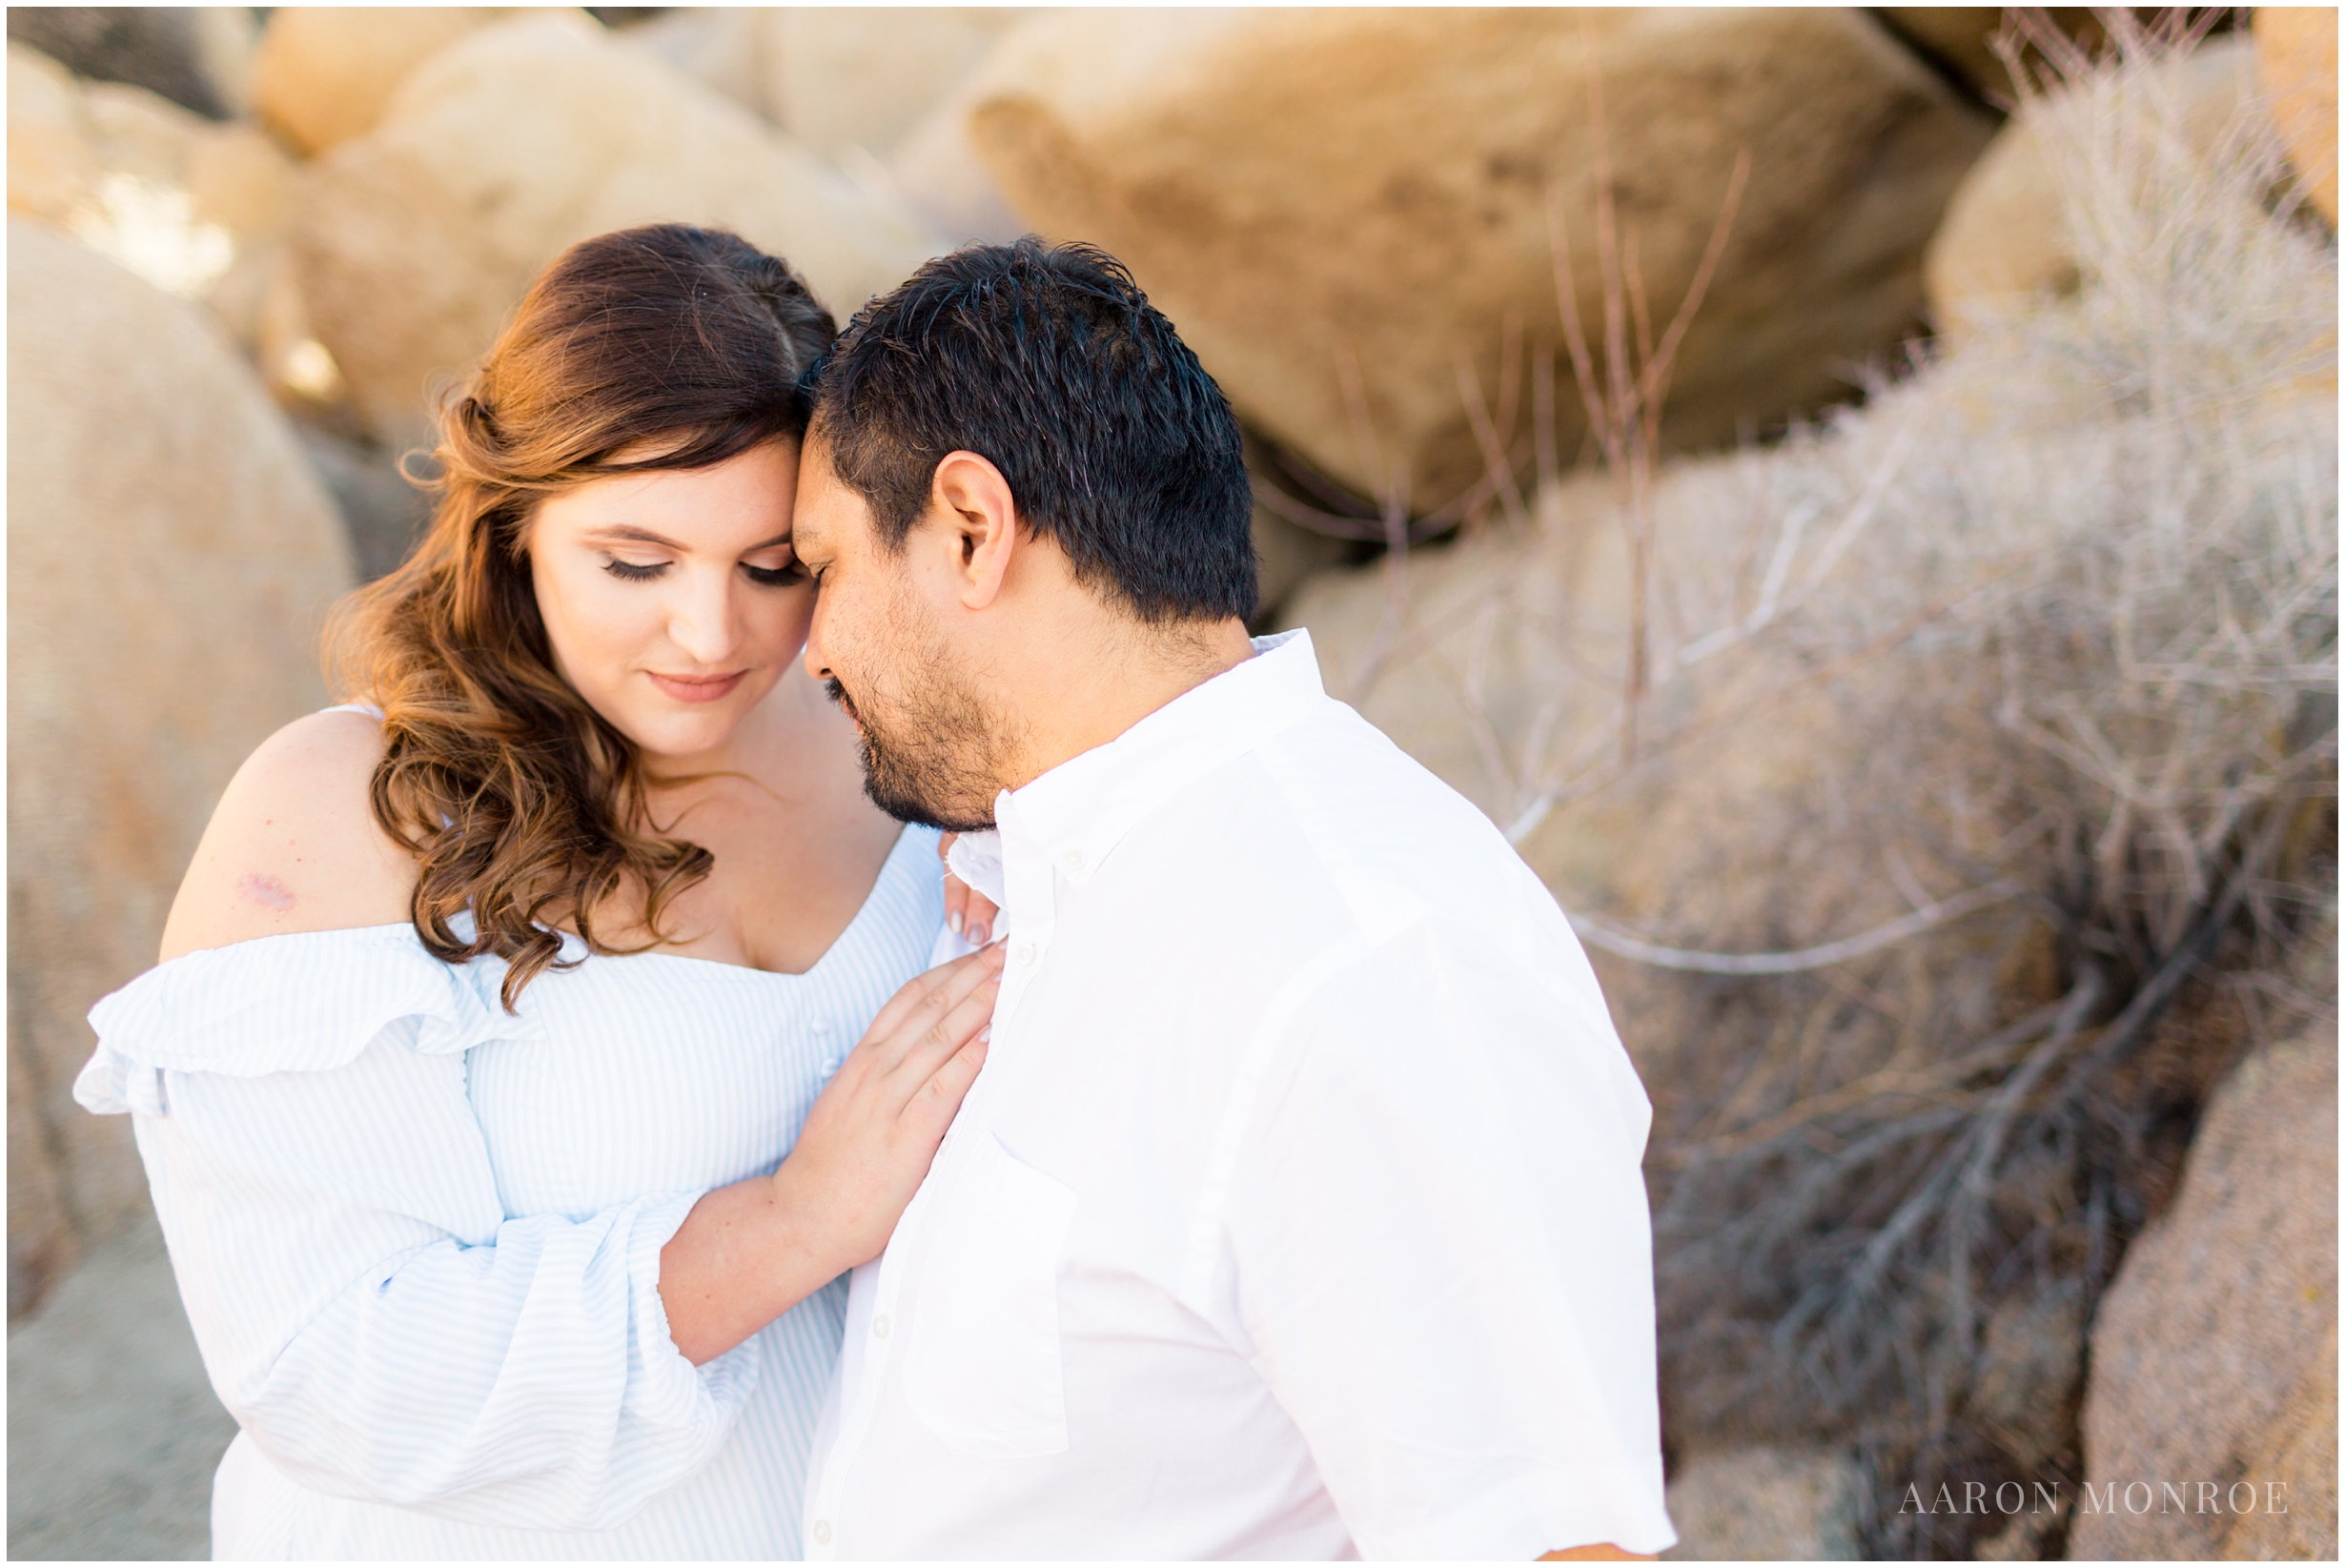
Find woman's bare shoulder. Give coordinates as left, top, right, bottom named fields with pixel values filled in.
left=159, top=709, right=420, bottom=962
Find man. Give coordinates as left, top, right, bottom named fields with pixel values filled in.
left=789, top=237, right=1673, bottom=1560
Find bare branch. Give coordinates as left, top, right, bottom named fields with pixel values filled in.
left=1565, top=881, right=2028, bottom=975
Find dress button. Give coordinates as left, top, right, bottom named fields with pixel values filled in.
left=872, top=1313, right=890, bottom=1339
left=812, top=1519, right=832, bottom=1546
left=1016, top=943, right=1036, bottom=966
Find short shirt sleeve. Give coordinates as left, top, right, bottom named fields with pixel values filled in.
left=1220, top=922, right=1676, bottom=1559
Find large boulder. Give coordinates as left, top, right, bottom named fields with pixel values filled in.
left=2255, top=7, right=2339, bottom=224
left=9, top=1040, right=75, bottom=1321
left=612, top=8, right=778, bottom=128
left=612, top=8, right=1035, bottom=249
left=958, top=9, right=1993, bottom=509
left=8, top=42, right=114, bottom=223
left=1925, top=38, right=2261, bottom=337
left=1247, top=500, right=1351, bottom=626
left=2221, top=1316, right=2339, bottom=1560
left=292, top=423, right=434, bottom=583
left=3, top=48, right=344, bottom=467
left=2070, top=1025, right=2339, bottom=1558
left=7, top=221, right=355, bottom=1318
left=619, top=9, right=1030, bottom=165
left=8, top=44, right=296, bottom=350
left=250, top=7, right=513, bottom=158
left=769, top=9, right=1029, bottom=162
left=1275, top=463, right=1652, bottom=877
left=890, top=77, right=1030, bottom=248
left=291, top=13, right=945, bottom=445
left=4, top=7, right=255, bottom=121
left=1872, top=10, right=2110, bottom=107
left=1662, top=1446, right=1864, bottom=1560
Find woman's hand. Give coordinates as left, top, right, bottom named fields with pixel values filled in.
left=939, top=831, right=1001, bottom=946
left=659, top=942, right=1004, bottom=1364
left=770, top=941, right=1005, bottom=1274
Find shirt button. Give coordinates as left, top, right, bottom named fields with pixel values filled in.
left=1064, top=848, right=1084, bottom=869
left=812, top=1519, right=832, bottom=1546
left=811, top=1017, right=832, bottom=1033
left=872, top=1313, right=890, bottom=1339
left=1016, top=943, right=1036, bottom=966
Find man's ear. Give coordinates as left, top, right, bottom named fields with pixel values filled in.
left=930, top=450, right=1019, bottom=610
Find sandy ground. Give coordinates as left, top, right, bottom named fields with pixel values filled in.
left=8, top=1213, right=232, bottom=1560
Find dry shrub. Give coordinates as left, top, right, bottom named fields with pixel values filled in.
left=1282, top=11, right=2335, bottom=1556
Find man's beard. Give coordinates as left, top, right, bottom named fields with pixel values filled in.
left=826, top=666, right=1008, bottom=834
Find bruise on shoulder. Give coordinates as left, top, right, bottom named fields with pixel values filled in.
left=235, top=872, right=296, bottom=914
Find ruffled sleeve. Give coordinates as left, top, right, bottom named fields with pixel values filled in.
left=76, top=924, right=538, bottom=1114
left=77, top=927, right=761, bottom=1532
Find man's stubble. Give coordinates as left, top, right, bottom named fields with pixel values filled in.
left=826, top=580, right=1021, bottom=835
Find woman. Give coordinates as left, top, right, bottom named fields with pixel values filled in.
left=74, top=225, right=997, bottom=1558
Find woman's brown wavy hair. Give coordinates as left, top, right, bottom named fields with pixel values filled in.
left=326, top=224, right=838, bottom=1009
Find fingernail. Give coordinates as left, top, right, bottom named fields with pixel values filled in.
left=968, top=923, right=988, bottom=945
left=948, top=910, right=964, bottom=935
left=976, top=1025, right=991, bottom=1043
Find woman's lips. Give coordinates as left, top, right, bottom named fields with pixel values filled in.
left=648, top=670, right=747, bottom=703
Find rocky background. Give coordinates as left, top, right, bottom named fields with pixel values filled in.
left=7, top=7, right=2336, bottom=1560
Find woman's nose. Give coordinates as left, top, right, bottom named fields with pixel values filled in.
left=666, top=571, right=744, bottom=665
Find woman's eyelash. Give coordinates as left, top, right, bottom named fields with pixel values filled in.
left=601, top=559, right=805, bottom=585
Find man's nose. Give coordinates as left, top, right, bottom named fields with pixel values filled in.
left=803, top=590, right=833, bottom=682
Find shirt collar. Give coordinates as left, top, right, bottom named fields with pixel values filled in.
left=947, top=629, right=1326, bottom=904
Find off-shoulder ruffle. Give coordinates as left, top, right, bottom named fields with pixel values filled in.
left=76, top=925, right=547, bottom=1114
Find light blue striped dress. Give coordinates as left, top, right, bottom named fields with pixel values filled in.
left=73, top=823, right=947, bottom=1560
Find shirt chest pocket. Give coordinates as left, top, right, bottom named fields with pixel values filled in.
left=903, top=1132, right=1079, bottom=1458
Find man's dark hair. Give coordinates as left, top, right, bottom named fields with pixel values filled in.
left=808, top=238, right=1256, bottom=623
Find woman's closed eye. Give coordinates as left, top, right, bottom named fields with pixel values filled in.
left=600, top=558, right=808, bottom=585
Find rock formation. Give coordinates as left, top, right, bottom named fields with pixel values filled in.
left=1926, top=38, right=2262, bottom=337
left=958, top=9, right=1994, bottom=508
left=250, top=7, right=515, bottom=157
left=1662, top=1446, right=1864, bottom=1560
left=7, top=40, right=296, bottom=348
left=8, top=221, right=355, bottom=1318
left=2070, top=1024, right=2339, bottom=1559
left=2255, top=6, right=2340, bottom=223
left=4, top=6, right=255, bottom=121
left=772, top=9, right=1027, bottom=162
left=1871, top=9, right=2110, bottom=107
left=289, top=13, right=943, bottom=445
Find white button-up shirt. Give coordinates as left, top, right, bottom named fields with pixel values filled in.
left=803, top=630, right=1674, bottom=1560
